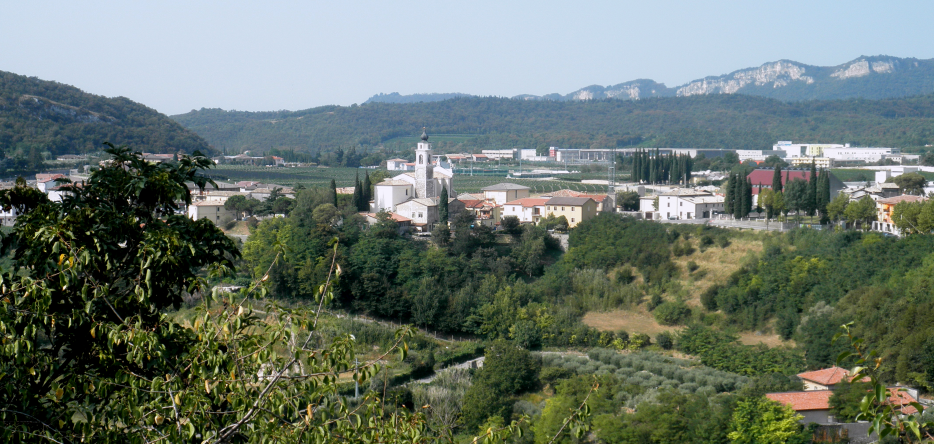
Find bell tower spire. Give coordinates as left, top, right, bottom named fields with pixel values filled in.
left=415, top=128, right=434, bottom=198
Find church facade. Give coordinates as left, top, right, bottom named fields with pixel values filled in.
left=372, top=130, right=462, bottom=230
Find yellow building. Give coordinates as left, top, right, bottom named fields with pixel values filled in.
left=543, top=197, right=598, bottom=228
left=790, top=157, right=833, bottom=168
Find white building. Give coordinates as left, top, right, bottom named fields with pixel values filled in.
left=482, top=149, right=518, bottom=160
left=386, top=158, right=411, bottom=171
left=736, top=150, right=786, bottom=162
left=657, top=189, right=721, bottom=220
left=502, top=198, right=549, bottom=224
left=822, top=147, right=900, bottom=163
left=481, top=183, right=531, bottom=205
left=188, top=201, right=237, bottom=224
left=773, top=141, right=845, bottom=158
left=370, top=130, right=461, bottom=231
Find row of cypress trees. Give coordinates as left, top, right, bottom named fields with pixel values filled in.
left=352, top=172, right=372, bottom=211
left=727, top=163, right=832, bottom=220
left=724, top=172, right=754, bottom=219
left=631, top=149, right=694, bottom=185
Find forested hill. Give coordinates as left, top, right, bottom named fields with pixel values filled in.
left=172, top=93, right=934, bottom=155
left=0, top=70, right=214, bottom=158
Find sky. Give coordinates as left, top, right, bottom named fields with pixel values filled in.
left=3, top=1, right=933, bottom=116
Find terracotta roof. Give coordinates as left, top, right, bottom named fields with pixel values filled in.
left=362, top=212, right=412, bottom=222
left=766, top=390, right=833, bottom=411
left=877, top=195, right=925, bottom=205
left=888, top=388, right=920, bottom=415
left=747, top=169, right=816, bottom=195
left=504, top=198, right=549, bottom=207
left=36, top=174, right=66, bottom=183
left=797, top=367, right=865, bottom=386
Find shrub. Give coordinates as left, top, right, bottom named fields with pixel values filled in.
left=653, top=301, right=692, bottom=326
left=686, top=261, right=699, bottom=273
left=656, top=331, right=675, bottom=350
left=647, top=293, right=664, bottom=311
left=539, top=366, right=575, bottom=386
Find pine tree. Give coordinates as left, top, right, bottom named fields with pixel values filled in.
left=439, top=184, right=449, bottom=223
left=329, top=179, right=338, bottom=206
left=772, top=166, right=783, bottom=193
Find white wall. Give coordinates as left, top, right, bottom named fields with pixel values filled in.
left=374, top=184, right=413, bottom=212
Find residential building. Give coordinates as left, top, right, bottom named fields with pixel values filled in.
left=362, top=212, right=412, bottom=234
left=543, top=197, right=598, bottom=228
left=797, top=367, right=867, bottom=391
left=503, top=198, right=549, bottom=224
left=481, top=183, right=531, bottom=205
left=657, top=189, right=716, bottom=220
left=544, top=189, right=614, bottom=213
left=873, top=195, right=925, bottom=235
left=765, top=391, right=836, bottom=424
left=639, top=196, right=658, bottom=220
left=386, top=158, right=411, bottom=171
left=459, top=199, right=502, bottom=227
left=188, top=201, right=236, bottom=224
left=36, top=174, right=66, bottom=193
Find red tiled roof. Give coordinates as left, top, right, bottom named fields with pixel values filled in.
left=362, top=212, right=412, bottom=222
left=579, top=194, right=609, bottom=202
left=504, top=198, right=549, bottom=207
left=747, top=169, right=813, bottom=195
left=888, top=388, right=920, bottom=415
left=766, top=390, right=833, bottom=411
left=797, top=367, right=867, bottom=386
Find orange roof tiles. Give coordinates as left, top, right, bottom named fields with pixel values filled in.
left=877, top=195, right=925, bottom=205
left=888, top=388, right=920, bottom=415
left=766, top=390, right=833, bottom=411
left=797, top=367, right=867, bottom=386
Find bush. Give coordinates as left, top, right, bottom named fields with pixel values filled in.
left=539, top=366, right=575, bottom=386
left=686, top=261, right=699, bottom=273
left=656, top=331, right=675, bottom=350
left=653, top=301, right=692, bottom=326
left=647, top=293, right=664, bottom=311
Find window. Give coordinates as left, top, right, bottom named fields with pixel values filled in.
left=405, top=189, right=408, bottom=195
left=571, top=218, right=575, bottom=223
left=561, top=207, right=565, bottom=211
left=418, top=212, right=423, bottom=218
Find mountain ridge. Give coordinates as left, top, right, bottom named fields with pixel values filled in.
left=363, top=55, right=934, bottom=104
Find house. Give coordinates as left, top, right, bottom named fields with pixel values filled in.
left=481, top=183, right=531, bottom=205
left=766, top=390, right=836, bottom=424
left=188, top=201, right=237, bottom=224
left=362, top=212, right=412, bottom=234
left=36, top=174, right=66, bottom=193
left=460, top=199, right=502, bottom=227
left=657, top=189, right=716, bottom=220
left=797, top=366, right=867, bottom=391
left=544, top=189, right=613, bottom=213
left=503, top=198, right=549, bottom=224
left=386, top=159, right=410, bottom=171
left=543, top=197, right=597, bottom=228
left=872, top=195, right=926, bottom=235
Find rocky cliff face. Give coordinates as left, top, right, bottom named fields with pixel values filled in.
left=364, top=55, right=934, bottom=104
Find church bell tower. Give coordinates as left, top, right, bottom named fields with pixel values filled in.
left=415, top=128, right=435, bottom=198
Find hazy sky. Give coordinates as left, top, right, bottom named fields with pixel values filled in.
left=3, top=1, right=932, bottom=115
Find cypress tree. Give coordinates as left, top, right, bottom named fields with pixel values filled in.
left=352, top=174, right=364, bottom=211
left=806, top=162, right=818, bottom=217
left=744, top=178, right=753, bottom=217
left=439, top=184, right=449, bottom=223
left=772, top=165, right=783, bottom=193
left=329, top=179, right=338, bottom=206
left=362, top=172, right=372, bottom=204
left=724, top=173, right=734, bottom=215
left=633, top=151, right=641, bottom=182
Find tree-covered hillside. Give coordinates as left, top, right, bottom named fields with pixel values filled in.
left=0, top=70, right=215, bottom=163
left=172, top=93, right=934, bottom=156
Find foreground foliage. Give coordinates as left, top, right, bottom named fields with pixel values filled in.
left=0, top=146, right=425, bottom=443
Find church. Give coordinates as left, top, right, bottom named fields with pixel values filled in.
left=371, top=129, right=464, bottom=230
